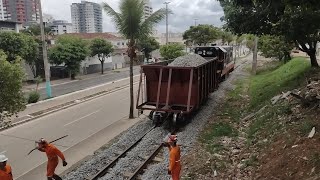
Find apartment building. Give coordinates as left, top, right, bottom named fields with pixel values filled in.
left=1, top=0, right=40, bottom=25
left=71, top=0, right=102, bottom=33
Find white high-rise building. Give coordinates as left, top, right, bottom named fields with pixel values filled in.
left=143, top=0, right=153, bottom=21
left=71, top=0, right=103, bottom=33
left=50, top=20, right=73, bottom=35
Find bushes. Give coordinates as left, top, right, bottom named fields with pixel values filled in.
left=28, top=91, right=40, bottom=104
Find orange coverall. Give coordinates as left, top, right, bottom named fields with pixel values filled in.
left=0, top=164, right=13, bottom=180
left=40, top=144, right=66, bottom=177
left=168, top=145, right=181, bottom=180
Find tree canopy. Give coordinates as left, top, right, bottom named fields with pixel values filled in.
left=137, top=37, right=160, bottom=60
left=183, top=24, right=220, bottom=46
left=90, top=38, right=114, bottom=74
left=21, top=24, right=52, bottom=36
left=219, top=0, right=320, bottom=67
left=49, top=36, right=89, bottom=79
left=160, top=43, right=185, bottom=60
left=0, top=32, right=38, bottom=62
left=0, top=51, right=25, bottom=125
left=259, top=35, right=294, bottom=62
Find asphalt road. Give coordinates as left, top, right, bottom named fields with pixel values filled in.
left=0, top=83, right=141, bottom=180
left=38, top=67, right=140, bottom=100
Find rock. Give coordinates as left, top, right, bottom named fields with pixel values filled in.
left=292, top=145, right=298, bottom=148
left=214, top=170, right=218, bottom=177
left=308, top=127, right=316, bottom=138
left=271, top=95, right=282, bottom=104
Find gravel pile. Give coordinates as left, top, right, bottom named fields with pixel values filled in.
left=168, top=54, right=208, bottom=67
left=62, top=119, right=154, bottom=180
left=141, top=56, right=251, bottom=180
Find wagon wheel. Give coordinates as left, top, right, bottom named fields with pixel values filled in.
left=148, top=111, right=154, bottom=120
left=171, top=113, right=178, bottom=132
left=152, top=113, right=161, bottom=127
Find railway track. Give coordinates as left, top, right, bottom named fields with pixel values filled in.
left=89, top=118, right=170, bottom=180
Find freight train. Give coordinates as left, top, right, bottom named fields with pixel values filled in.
left=136, top=46, right=235, bottom=127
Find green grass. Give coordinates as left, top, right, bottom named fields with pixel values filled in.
left=247, top=103, right=292, bottom=142
left=299, top=120, right=314, bottom=135
left=206, top=142, right=226, bottom=154
left=249, top=57, right=310, bottom=108
left=205, top=122, right=238, bottom=138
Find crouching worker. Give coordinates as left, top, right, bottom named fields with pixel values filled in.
left=163, top=134, right=181, bottom=180
left=0, top=154, right=13, bottom=180
left=37, top=138, right=68, bottom=180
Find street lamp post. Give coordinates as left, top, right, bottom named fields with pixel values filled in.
left=164, top=2, right=170, bottom=45
left=38, top=0, right=52, bottom=98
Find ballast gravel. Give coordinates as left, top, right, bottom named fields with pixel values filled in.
left=62, top=119, right=154, bottom=180
left=168, top=54, right=208, bottom=67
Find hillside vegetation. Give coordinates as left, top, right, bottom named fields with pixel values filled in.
left=182, top=57, right=320, bottom=179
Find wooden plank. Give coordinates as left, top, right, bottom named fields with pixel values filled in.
left=156, top=68, right=163, bottom=109
left=187, top=69, right=194, bottom=112
left=136, top=71, right=143, bottom=108
left=165, top=68, right=172, bottom=107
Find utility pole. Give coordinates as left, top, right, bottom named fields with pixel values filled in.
left=252, top=37, right=258, bottom=75
left=38, top=0, right=52, bottom=98
left=194, top=18, right=198, bottom=26
left=164, top=2, right=170, bottom=45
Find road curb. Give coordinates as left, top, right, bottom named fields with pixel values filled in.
left=0, top=81, right=139, bottom=132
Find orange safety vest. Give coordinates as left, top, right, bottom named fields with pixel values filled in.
left=43, top=144, right=65, bottom=177
left=0, top=164, right=13, bottom=180
left=169, top=146, right=181, bottom=180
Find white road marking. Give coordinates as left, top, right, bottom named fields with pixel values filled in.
left=64, top=110, right=100, bottom=127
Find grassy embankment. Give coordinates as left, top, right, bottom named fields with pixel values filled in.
left=184, top=57, right=320, bottom=179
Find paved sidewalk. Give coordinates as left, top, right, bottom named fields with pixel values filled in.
left=23, top=66, right=137, bottom=91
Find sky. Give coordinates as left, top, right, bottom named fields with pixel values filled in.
left=42, top=0, right=224, bottom=33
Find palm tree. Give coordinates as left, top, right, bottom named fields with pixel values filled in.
left=104, top=0, right=167, bottom=119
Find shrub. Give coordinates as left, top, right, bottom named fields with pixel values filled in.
left=28, top=91, right=40, bottom=104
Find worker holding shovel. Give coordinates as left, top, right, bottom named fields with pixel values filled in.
left=36, top=138, right=68, bottom=180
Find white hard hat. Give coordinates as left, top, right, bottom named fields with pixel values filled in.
left=0, top=154, right=8, bottom=163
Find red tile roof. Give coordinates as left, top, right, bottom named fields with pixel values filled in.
left=62, top=33, right=125, bottom=40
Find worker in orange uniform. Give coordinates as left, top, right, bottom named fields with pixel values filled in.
left=164, top=134, right=181, bottom=180
left=37, top=138, right=68, bottom=180
left=0, top=154, right=13, bottom=180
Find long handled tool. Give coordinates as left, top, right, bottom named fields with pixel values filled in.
left=27, top=135, right=68, bottom=155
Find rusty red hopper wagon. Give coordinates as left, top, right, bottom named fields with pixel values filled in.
left=136, top=46, right=235, bottom=126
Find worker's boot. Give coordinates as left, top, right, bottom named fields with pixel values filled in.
left=52, top=174, right=63, bottom=180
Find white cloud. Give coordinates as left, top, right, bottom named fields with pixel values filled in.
left=41, top=0, right=224, bottom=33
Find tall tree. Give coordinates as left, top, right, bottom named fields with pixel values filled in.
left=0, top=32, right=38, bottom=63
left=259, top=35, right=294, bottom=62
left=160, top=43, right=185, bottom=60
left=49, top=36, right=89, bottom=80
left=219, top=0, right=320, bottom=67
left=137, top=37, right=160, bottom=61
left=0, top=51, right=25, bottom=126
left=104, top=0, right=166, bottom=119
left=220, top=31, right=234, bottom=45
left=183, top=24, right=220, bottom=46
left=90, top=38, right=114, bottom=74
